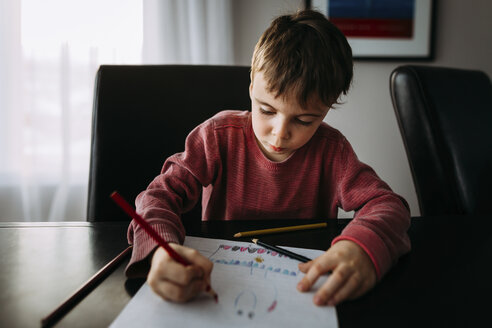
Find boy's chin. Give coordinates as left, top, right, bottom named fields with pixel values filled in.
left=264, top=150, right=294, bottom=162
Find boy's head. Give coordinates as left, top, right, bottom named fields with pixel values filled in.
left=249, top=10, right=353, bottom=162
left=251, top=9, right=353, bottom=109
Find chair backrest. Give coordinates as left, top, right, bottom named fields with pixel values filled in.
left=390, top=65, right=492, bottom=216
left=87, top=65, right=251, bottom=221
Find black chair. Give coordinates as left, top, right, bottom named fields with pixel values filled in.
left=390, top=65, right=492, bottom=216
left=87, top=65, right=251, bottom=221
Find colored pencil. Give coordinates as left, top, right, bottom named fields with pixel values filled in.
left=234, top=222, right=327, bottom=238
left=252, top=239, right=312, bottom=263
left=41, top=245, right=133, bottom=327
left=110, top=191, right=218, bottom=302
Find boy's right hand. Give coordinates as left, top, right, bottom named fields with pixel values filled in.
left=147, top=243, right=213, bottom=302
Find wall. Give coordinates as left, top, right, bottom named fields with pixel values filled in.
left=231, top=0, right=492, bottom=217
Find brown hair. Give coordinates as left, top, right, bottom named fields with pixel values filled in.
left=251, top=9, right=353, bottom=108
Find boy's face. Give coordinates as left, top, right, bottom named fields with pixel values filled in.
left=250, top=72, right=329, bottom=162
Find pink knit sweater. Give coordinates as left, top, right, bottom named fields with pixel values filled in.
left=126, top=110, right=411, bottom=279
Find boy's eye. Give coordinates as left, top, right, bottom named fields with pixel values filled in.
left=259, top=108, right=274, bottom=115
left=295, top=118, right=313, bottom=126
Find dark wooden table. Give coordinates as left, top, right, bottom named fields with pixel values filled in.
left=1, top=216, right=491, bottom=327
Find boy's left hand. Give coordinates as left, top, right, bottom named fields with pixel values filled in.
left=297, top=240, right=376, bottom=306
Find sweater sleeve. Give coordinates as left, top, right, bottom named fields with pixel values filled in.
left=331, top=136, right=411, bottom=280
left=125, top=119, right=220, bottom=278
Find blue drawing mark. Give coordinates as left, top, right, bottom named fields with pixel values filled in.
left=233, top=286, right=278, bottom=318
left=234, top=290, right=257, bottom=319
left=209, top=244, right=299, bottom=277
left=211, top=258, right=297, bottom=277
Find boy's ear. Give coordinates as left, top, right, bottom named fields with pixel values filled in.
left=249, top=82, right=253, bottom=99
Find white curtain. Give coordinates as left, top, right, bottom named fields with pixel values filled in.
left=0, top=0, right=233, bottom=221
left=142, top=0, right=234, bottom=65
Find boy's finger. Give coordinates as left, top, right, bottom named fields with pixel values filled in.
left=324, top=270, right=360, bottom=306
left=171, top=244, right=214, bottom=276
left=152, top=255, right=204, bottom=286
left=325, top=274, right=360, bottom=306
left=297, top=255, right=335, bottom=292
left=150, top=278, right=205, bottom=303
left=298, top=260, right=313, bottom=273
left=313, top=265, right=351, bottom=306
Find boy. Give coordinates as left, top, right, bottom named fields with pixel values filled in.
left=125, top=9, right=410, bottom=306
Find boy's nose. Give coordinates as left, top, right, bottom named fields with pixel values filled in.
left=272, top=119, right=290, bottom=140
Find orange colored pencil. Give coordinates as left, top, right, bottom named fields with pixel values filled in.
left=234, top=222, right=327, bottom=238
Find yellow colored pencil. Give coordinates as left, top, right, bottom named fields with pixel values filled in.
left=233, top=222, right=327, bottom=238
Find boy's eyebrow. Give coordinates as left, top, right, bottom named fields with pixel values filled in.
left=255, top=98, right=323, bottom=117
left=255, top=98, right=275, bottom=108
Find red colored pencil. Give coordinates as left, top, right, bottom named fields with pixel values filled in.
left=110, top=191, right=218, bottom=302
left=41, top=245, right=132, bottom=327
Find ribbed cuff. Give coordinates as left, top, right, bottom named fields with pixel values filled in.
left=331, top=223, right=392, bottom=280
left=125, top=222, right=181, bottom=278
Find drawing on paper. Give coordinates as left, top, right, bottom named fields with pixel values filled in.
left=254, top=256, right=264, bottom=263
left=109, top=237, right=338, bottom=328
left=233, top=286, right=278, bottom=320
left=209, top=243, right=299, bottom=278
left=206, top=243, right=299, bottom=319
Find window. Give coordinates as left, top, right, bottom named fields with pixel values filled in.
left=0, top=0, right=143, bottom=220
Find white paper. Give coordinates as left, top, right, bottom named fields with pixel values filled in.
left=110, top=236, right=338, bottom=328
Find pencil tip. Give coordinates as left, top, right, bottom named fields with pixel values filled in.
left=233, top=233, right=241, bottom=237
left=207, top=285, right=218, bottom=303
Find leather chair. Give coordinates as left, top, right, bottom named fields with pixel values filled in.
left=87, top=65, right=251, bottom=221
left=390, top=65, right=492, bottom=216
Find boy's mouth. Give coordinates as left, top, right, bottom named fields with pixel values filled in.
left=270, top=144, right=284, bottom=152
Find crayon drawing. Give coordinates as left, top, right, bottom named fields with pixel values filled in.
left=206, top=242, right=299, bottom=320
left=110, top=237, right=338, bottom=328
left=208, top=244, right=299, bottom=278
